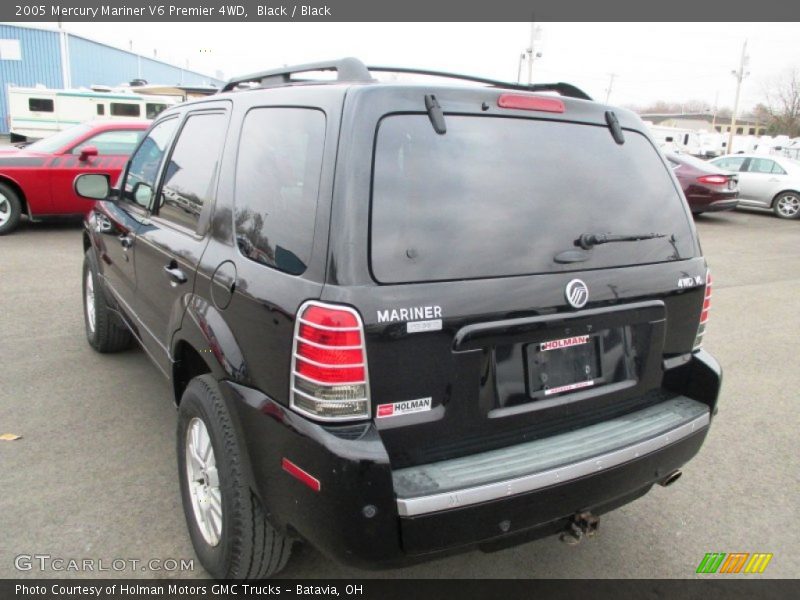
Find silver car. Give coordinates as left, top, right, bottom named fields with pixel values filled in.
left=709, top=154, right=800, bottom=219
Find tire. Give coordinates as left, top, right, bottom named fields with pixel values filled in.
left=0, top=182, right=23, bottom=235
left=177, top=375, right=292, bottom=579
left=773, top=192, right=800, bottom=219
left=83, top=250, right=133, bottom=352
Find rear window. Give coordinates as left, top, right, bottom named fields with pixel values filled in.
left=371, top=115, right=694, bottom=283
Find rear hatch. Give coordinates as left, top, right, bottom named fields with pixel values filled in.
left=322, top=87, right=707, bottom=469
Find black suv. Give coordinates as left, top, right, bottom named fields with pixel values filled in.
left=75, top=58, right=721, bottom=578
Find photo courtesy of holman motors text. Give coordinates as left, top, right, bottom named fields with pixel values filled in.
left=0, top=0, right=798, bottom=597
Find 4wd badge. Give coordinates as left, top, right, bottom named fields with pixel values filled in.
left=376, top=397, right=432, bottom=418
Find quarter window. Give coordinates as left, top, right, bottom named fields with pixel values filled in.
left=123, top=118, right=179, bottom=209
left=234, top=108, right=326, bottom=275
left=156, top=112, right=228, bottom=232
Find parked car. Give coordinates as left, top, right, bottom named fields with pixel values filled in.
left=709, top=154, right=800, bottom=219
left=0, top=120, right=149, bottom=234
left=665, top=152, right=739, bottom=214
left=74, top=59, right=721, bottom=579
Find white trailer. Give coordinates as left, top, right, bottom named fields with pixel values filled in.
left=6, top=85, right=180, bottom=141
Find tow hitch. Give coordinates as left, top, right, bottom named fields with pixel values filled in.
left=559, top=512, right=599, bottom=545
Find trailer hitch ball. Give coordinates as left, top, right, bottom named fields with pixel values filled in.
left=559, top=512, right=599, bottom=545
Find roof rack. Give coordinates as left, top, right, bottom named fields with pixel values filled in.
left=222, top=58, right=592, bottom=101
left=221, top=58, right=373, bottom=92
left=366, top=66, right=592, bottom=100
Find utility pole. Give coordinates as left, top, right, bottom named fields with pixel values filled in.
left=524, top=22, right=542, bottom=84
left=517, top=53, right=525, bottom=84
left=604, top=73, right=617, bottom=103
left=711, top=90, right=719, bottom=131
left=728, top=40, right=750, bottom=155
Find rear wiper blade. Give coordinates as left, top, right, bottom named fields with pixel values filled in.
left=576, top=232, right=670, bottom=250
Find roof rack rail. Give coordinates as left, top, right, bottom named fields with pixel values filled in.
left=222, top=57, right=373, bottom=92
left=366, top=66, right=592, bottom=100
left=222, top=58, right=592, bottom=101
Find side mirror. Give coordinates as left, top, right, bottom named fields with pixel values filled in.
left=133, top=182, right=153, bottom=206
left=74, top=173, right=110, bottom=200
left=78, top=145, right=99, bottom=162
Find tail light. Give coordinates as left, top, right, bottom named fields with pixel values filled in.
left=697, top=175, right=728, bottom=185
left=290, top=301, right=370, bottom=421
left=694, top=270, right=712, bottom=349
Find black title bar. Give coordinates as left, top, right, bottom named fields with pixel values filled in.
left=1, top=0, right=797, bottom=22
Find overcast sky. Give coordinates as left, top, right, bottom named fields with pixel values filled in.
left=39, top=21, right=800, bottom=111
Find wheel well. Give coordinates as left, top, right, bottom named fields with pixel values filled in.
left=772, top=190, right=800, bottom=207
left=0, top=176, right=28, bottom=216
left=173, top=341, right=212, bottom=405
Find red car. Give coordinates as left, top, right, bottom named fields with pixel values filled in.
left=666, top=152, right=739, bottom=215
left=0, top=120, right=149, bottom=234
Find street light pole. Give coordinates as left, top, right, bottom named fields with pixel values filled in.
left=728, top=40, right=749, bottom=154
left=605, top=73, right=617, bottom=103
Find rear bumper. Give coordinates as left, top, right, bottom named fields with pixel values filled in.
left=222, top=350, right=721, bottom=569
left=688, top=192, right=739, bottom=213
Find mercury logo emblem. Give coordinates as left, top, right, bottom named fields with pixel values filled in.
left=565, top=279, right=589, bottom=308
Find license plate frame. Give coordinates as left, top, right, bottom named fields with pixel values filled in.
left=525, top=334, right=604, bottom=399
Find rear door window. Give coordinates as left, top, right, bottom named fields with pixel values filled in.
left=371, top=115, right=694, bottom=283
left=234, top=108, right=326, bottom=275
left=156, top=112, right=227, bottom=232
left=713, top=156, right=746, bottom=172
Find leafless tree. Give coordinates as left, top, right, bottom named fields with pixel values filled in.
left=763, top=68, right=800, bottom=137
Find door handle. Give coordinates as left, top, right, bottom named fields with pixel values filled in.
left=118, top=234, right=133, bottom=249
left=164, top=263, right=188, bottom=285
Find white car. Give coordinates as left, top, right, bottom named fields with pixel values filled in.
left=709, top=154, right=800, bottom=219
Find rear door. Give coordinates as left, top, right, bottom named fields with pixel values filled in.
left=132, top=103, right=230, bottom=375
left=324, top=88, right=706, bottom=469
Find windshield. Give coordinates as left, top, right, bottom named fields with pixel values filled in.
left=26, top=123, right=95, bottom=153
left=371, top=115, right=695, bottom=284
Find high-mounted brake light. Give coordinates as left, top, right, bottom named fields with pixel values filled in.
left=697, top=175, right=728, bottom=185
left=497, top=93, right=565, bottom=113
left=694, top=270, right=712, bottom=349
left=290, top=301, right=370, bottom=421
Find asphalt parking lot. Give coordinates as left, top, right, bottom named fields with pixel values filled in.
left=0, top=209, right=798, bottom=579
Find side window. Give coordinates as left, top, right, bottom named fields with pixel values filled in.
left=111, top=102, right=141, bottom=117
left=123, top=118, right=179, bottom=209
left=146, top=103, right=168, bottom=119
left=771, top=162, right=787, bottom=175
left=234, top=108, right=326, bottom=276
left=747, top=158, right=781, bottom=174
left=96, top=104, right=105, bottom=116
left=29, top=98, right=54, bottom=112
left=71, top=130, right=145, bottom=155
left=714, top=157, right=746, bottom=172
left=156, top=112, right=227, bottom=232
